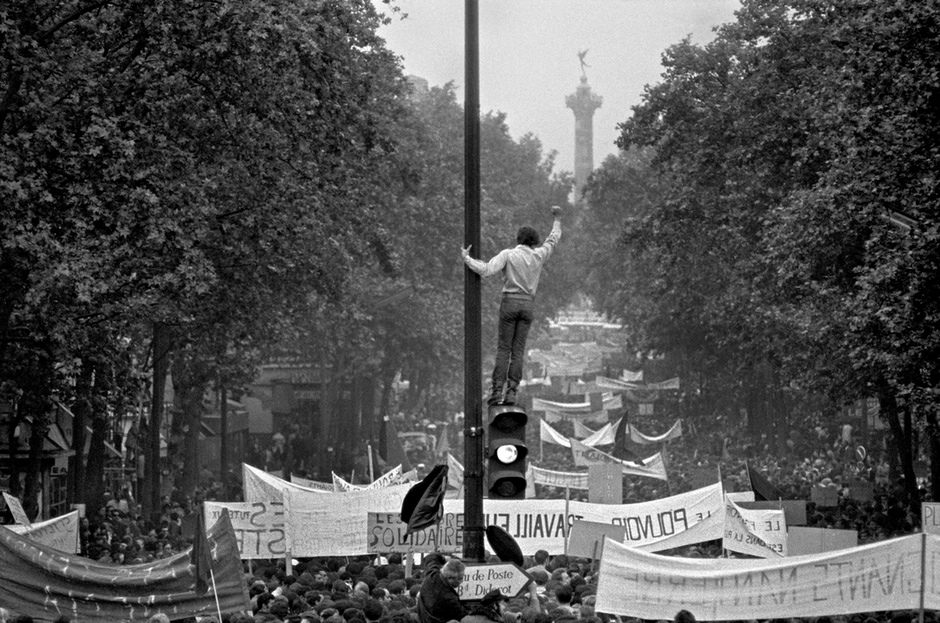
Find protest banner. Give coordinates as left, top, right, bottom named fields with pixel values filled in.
left=367, top=483, right=725, bottom=555
left=204, top=501, right=286, bottom=559
left=368, top=511, right=464, bottom=554
left=596, top=533, right=940, bottom=621
left=9, top=510, right=80, bottom=553
left=630, top=420, right=683, bottom=445
left=569, top=439, right=668, bottom=481
left=289, top=476, right=334, bottom=491
left=0, top=510, right=249, bottom=623
left=529, top=465, right=589, bottom=490
left=787, top=526, right=858, bottom=556
left=244, top=463, right=332, bottom=503
left=722, top=497, right=787, bottom=557
left=283, top=482, right=410, bottom=556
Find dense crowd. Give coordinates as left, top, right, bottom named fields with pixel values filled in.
left=1, top=387, right=931, bottom=623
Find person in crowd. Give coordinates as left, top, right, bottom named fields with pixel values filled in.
left=461, top=589, right=510, bottom=623
left=416, top=554, right=466, bottom=623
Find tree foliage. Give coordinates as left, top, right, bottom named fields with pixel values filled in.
left=583, top=0, right=940, bottom=504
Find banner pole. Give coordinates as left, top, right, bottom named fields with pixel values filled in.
left=210, top=568, right=223, bottom=621
left=406, top=534, right=415, bottom=578
left=920, top=531, right=926, bottom=623
left=564, top=486, right=570, bottom=556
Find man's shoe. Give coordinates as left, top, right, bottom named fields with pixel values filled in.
left=503, top=387, right=517, bottom=405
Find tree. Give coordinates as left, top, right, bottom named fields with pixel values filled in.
left=593, top=0, right=939, bottom=506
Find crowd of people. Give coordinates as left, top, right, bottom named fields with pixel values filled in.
left=1, top=383, right=932, bottom=623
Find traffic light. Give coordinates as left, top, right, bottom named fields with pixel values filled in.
left=487, top=403, right=528, bottom=499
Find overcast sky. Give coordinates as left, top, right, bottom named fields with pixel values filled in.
left=372, top=0, right=742, bottom=175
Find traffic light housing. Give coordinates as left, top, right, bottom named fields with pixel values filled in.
left=487, top=403, right=528, bottom=499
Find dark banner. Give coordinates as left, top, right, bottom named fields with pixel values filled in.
left=0, top=512, right=249, bottom=623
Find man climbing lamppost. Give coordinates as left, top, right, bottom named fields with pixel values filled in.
left=461, top=205, right=562, bottom=406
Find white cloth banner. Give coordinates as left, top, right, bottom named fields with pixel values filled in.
left=9, top=511, right=79, bottom=553
left=622, top=369, right=644, bottom=382
left=333, top=465, right=404, bottom=492
left=540, top=419, right=574, bottom=447
left=572, top=420, right=596, bottom=438
left=533, top=393, right=623, bottom=413
left=582, top=420, right=618, bottom=446
left=569, top=438, right=668, bottom=481
left=244, top=463, right=335, bottom=503
left=540, top=419, right=618, bottom=448
left=283, top=483, right=411, bottom=556
left=545, top=408, right=610, bottom=424
left=290, top=476, right=334, bottom=491
left=648, top=377, right=681, bottom=389
left=529, top=465, right=589, bottom=490
left=244, top=463, right=410, bottom=556
left=723, top=497, right=787, bottom=557
left=332, top=472, right=363, bottom=492
left=595, top=376, right=644, bottom=390
left=597, top=534, right=940, bottom=620
left=630, top=419, right=683, bottom=445
left=369, top=483, right=725, bottom=555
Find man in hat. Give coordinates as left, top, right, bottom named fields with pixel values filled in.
left=417, top=554, right=467, bottom=623
left=462, top=205, right=563, bottom=406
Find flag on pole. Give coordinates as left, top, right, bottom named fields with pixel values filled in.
left=746, top=461, right=784, bottom=501
left=190, top=503, right=212, bottom=594
left=380, top=415, right=413, bottom=472
left=400, top=464, right=449, bottom=535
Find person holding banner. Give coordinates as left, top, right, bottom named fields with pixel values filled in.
left=417, top=554, right=467, bottom=623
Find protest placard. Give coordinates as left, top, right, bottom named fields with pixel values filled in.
left=3, top=492, right=31, bottom=527
left=567, top=520, right=625, bottom=559
left=924, top=503, right=940, bottom=536
left=722, top=497, right=787, bottom=557
left=9, top=511, right=79, bottom=553
left=205, top=501, right=287, bottom=559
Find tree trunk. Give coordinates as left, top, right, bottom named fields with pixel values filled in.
left=84, top=409, right=109, bottom=514
left=172, top=356, right=209, bottom=502
left=881, top=387, right=919, bottom=507
left=145, top=323, right=173, bottom=522
left=220, top=385, right=229, bottom=494
left=67, top=361, right=93, bottom=507
left=22, top=391, right=51, bottom=520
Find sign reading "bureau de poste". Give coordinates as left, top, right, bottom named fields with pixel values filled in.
left=456, top=563, right=533, bottom=601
